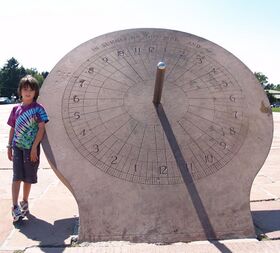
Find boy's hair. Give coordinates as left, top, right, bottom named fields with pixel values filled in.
left=18, top=75, right=40, bottom=101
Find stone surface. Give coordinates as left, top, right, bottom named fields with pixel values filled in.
left=38, top=29, right=273, bottom=243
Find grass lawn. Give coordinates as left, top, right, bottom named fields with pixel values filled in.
left=272, top=107, right=280, bottom=112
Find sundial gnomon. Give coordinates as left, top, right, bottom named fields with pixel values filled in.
left=61, top=31, right=248, bottom=185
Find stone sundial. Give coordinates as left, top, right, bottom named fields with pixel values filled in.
left=39, top=28, right=273, bottom=243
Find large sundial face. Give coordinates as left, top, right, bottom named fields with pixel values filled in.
left=60, top=29, right=250, bottom=185
left=40, top=28, right=273, bottom=243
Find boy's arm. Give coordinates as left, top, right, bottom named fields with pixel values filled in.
left=7, top=127, right=14, bottom=161
left=30, top=122, right=46, bottom=162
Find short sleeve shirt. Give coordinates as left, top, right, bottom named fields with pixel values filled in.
left=7, top=102, right=49, bottom=149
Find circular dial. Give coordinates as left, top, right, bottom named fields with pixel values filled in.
left=61, top=29, right=249, bottom=185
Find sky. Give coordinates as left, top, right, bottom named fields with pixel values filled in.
left=0, top=0, right=279, bottom=84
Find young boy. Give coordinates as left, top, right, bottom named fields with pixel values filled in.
left=7, top=75, right=49, bottom=222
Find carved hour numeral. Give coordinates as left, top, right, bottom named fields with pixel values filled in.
left=93, top=144, right=99, bottom=153
left=159, top=165, right=168, bottom=175
left=117, top=50, right=125, bottom=56
left=102, top=57, right=108, bottom=62
left=88, top=67, right=94, bottom=74
left=230, top=95, right=236, bottom=102
left=79, top=79, right=86, bottom=87
left=134, top=47, right=140, bottom=55
left=196, top=55, right=204, bottom=64
left=234, top=111, right=238, bottom=118
left=230, top=127, right=236, bottom=135
left=221, top=80, right=228, bottom=87
left=220, top=142, right=226, bottom=149
left=80, top=129, right=86, bottom=136
left=149, top=47, right=155, bottom=53
left=205, top=154, right=214, bottom=163
left=74, top=112, right=80, bottom=119
left=73, top=95, right=80, bottom=103
left=111, top=156, right=117, bottom=164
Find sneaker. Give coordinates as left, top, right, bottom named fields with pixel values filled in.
left=12, top=205, right=23, bottom=222
left=20, top=201, right=29, bottom=216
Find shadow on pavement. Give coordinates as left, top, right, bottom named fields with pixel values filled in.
left=252, top=210, right=280, bottom=234
left=13, top=213, right=78, bottom=253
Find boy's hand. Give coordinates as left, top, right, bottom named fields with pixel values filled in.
left=7, top=148, right=13, bottom=161
left=30, top=147, right=38, bottom=162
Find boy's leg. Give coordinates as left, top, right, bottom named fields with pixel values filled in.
left=12, top=181, right=21, bottom=206
left=23, top=182, right=31, bottom=202
left=12, top=146, right=25, bottom=221
left=20, top=183, right=31, bottom=216
left=21, top=146, right=40, bottom=216
left=12, top=146, right=24, bottom=206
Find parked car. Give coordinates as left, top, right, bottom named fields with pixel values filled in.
left=0, top=97, right=12, bottom=104
left=271, top=102, right=280, bottom=108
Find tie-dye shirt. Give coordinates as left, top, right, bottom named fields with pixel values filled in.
left=7, top=102, right=49, bottom=149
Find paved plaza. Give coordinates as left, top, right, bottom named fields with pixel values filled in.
left=0, top=104, right=279, bottom=252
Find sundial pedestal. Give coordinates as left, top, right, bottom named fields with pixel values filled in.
left=40, top=28, right=273, bottom=243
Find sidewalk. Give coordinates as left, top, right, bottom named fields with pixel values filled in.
left=0, top=104, right=279, bottom=253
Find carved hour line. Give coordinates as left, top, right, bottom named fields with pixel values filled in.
left=99, top=118, right=134, bottom=146
left=132, top=46, right=152, bottom=80
left=135, top=126, right=146, bottom=170
left=165, top=52, right=187, bottom=80
left=154, top=125, right=159, bottom=168
left=73, top=112, right=128, bottom=146
left=172, top=52, right=200, bottom=82
left=64, top=104, right=125, bottom=121
left=176, top=121, right=207, bottom=171
left=99, top=57, right=138, bottom=85
left=121, top=55, right=145, bottom=81
left=116, top=122, right=138, bottom=156
left=181, top=117, right=228, bottom=159
left=180, top=117, right=230, bottom=157
left=162, top=127, right=169, bottom=175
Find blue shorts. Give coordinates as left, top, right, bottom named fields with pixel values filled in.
left=12, top=145, right=40, bottom=184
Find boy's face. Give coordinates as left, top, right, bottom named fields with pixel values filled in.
left=21, top=85, right=35, bottom=103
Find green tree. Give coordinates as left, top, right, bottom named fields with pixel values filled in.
left=25, top=68, right=45, bottom=87
left=254, top=72, right=269, bottom=88
left=0, top=58, right=48, bottom=97
left=0, top=57, right=26, bottom=97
